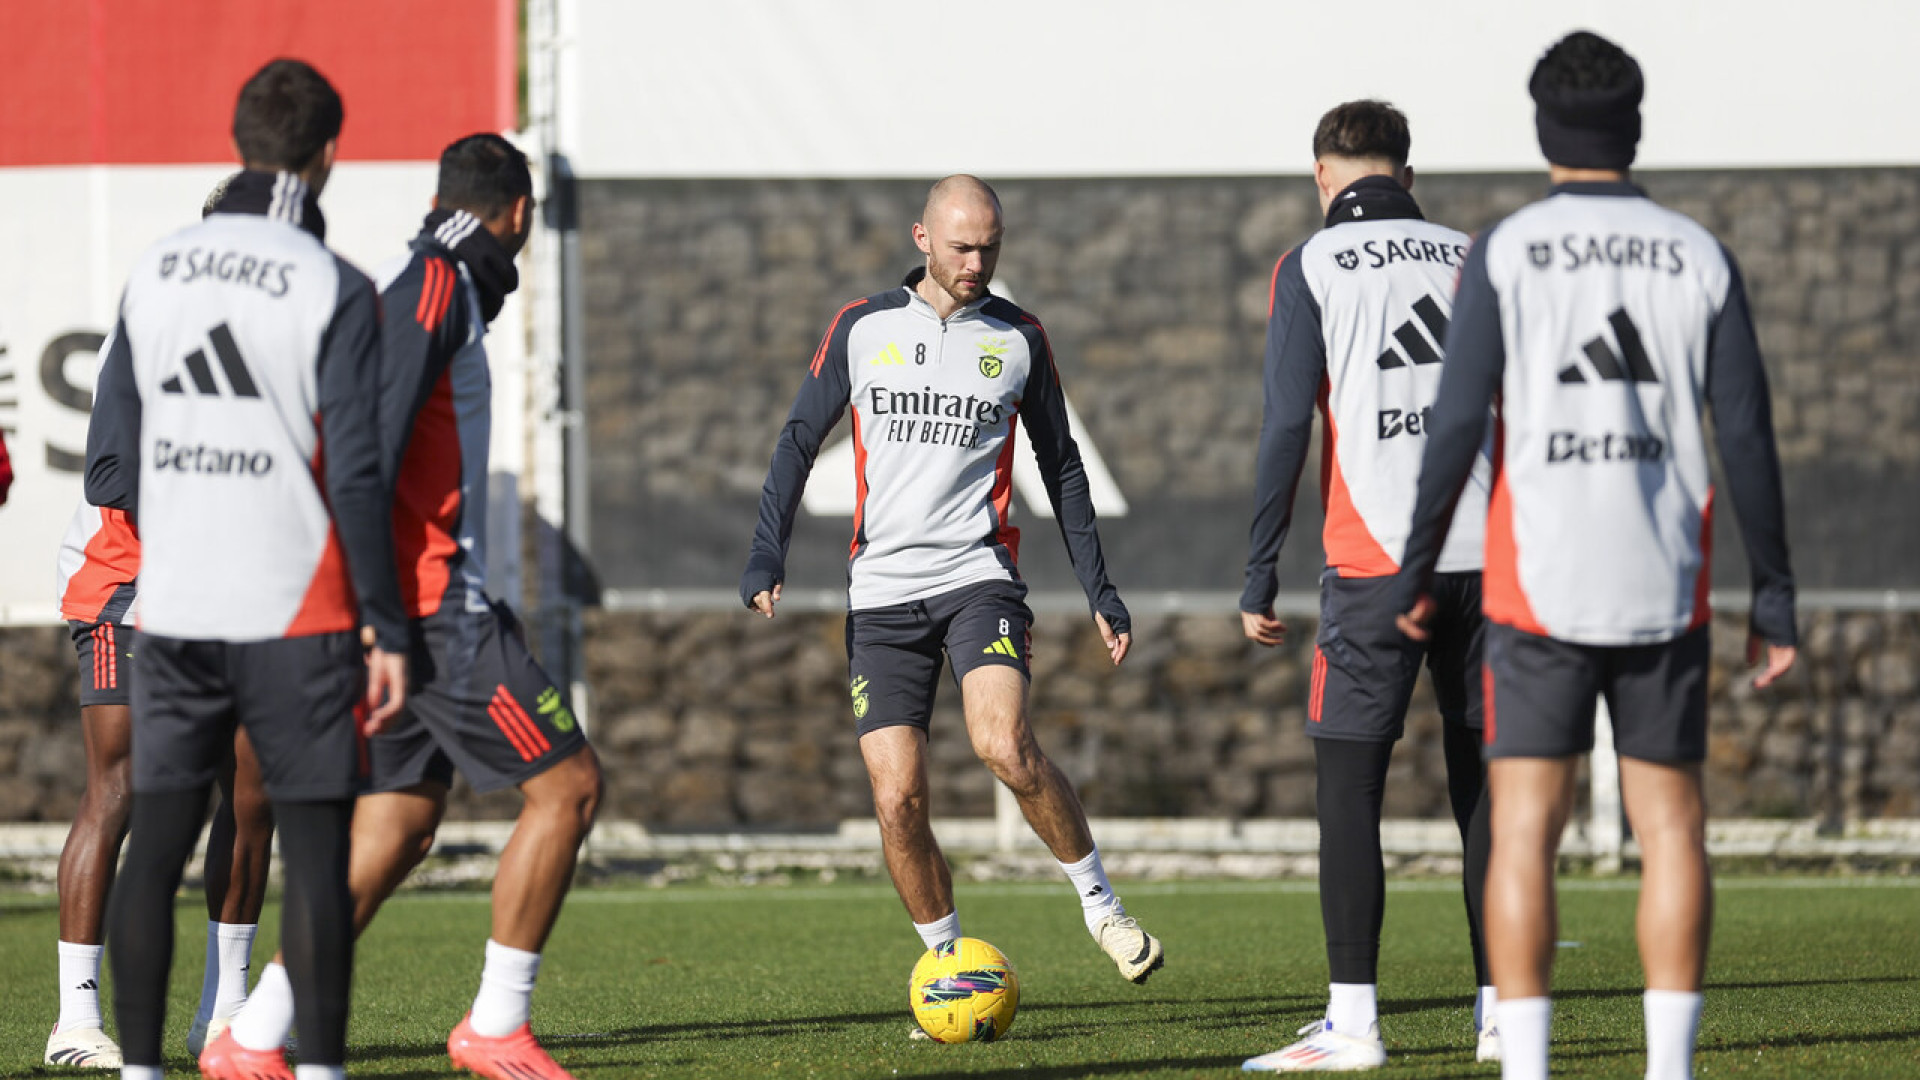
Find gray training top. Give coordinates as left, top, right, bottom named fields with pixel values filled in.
left=742, top=269, right=1129, bottom=631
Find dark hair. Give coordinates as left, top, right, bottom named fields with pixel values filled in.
left=232, top=59, right=343, bottom=172
left=1312, top=101, right=1411, bottom=170
left=1532, top=31, right=1640, bottom=99
left=1529, top=31, right=1643, bottom=169
left=436, top=134, right=534, bottom=219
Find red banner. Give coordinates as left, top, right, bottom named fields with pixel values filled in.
left=0, top=0, right=516, bottom=166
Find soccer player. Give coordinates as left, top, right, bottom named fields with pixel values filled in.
left=85, top=58, right=408, bottom=1080
left=741, top=175, right=1163, bottom=987
left=219, top=133, right=602, bottom=1080
left=45, top=175, right=282, bottom=1072
left=1238, top=101, right=1495, bottom=1072
left=1392, top=32, right=1797, bottom=1080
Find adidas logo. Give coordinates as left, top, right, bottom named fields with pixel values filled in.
left=1559, top=309, right=1659, bottom=384
left=1084, top=885, right=1105, bottom=897
left=76, top=979, right=97, bottom=991
left=161, top=323, right=261, bottom=398
left=1375, top=295, right=1450, bottom=370
left=870, top=342, right=906, bottom=366
left=983, top=636, right=1019, bottom=658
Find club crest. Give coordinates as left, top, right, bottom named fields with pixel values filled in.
left=1333, top=248, right=1359, bottom=271
left=1529, top=241, right=1553, bottom=268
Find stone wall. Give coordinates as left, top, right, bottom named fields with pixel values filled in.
left=580, top=169, right=1920, bottom=592
left=0, top=609, right=1913, bottom=827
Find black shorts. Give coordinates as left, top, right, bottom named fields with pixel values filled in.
left=364, top=599, right=588, bottom=795
left=132, top=631, right=363, bottom=802
left=1483, top=622, right=1709, bottom=762
left=1308, top=571, right=1483, bottom=742
left=71, top=620, right=135, bottom=708
left=844, top=579, right=1032, bottom=736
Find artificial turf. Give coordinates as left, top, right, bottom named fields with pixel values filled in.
left=1, top=877, right=1915, bottom=1077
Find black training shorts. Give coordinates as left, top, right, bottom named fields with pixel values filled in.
left=1307, top=570, right=1483, bottom=742
left=132, top=630, right=363, bottom=802
left=72, top=620, right=135, bottom=708
left=1483, top=622, right=1709, bottom=762
left=844, top=578, right=1032, bottom=736
left=364, top=599, right=588, bottom=795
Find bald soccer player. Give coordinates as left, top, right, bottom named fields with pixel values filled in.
left=742, top=176, right=1165, bottom=994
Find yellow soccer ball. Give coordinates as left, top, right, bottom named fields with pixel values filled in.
left=908, top=937, right=1020, bottom=1043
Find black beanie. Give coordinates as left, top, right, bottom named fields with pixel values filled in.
left=1530, top=31, right=1643, bottom=170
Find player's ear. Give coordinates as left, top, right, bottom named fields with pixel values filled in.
left=1401, top=165, right=1415, bottom=193
left=511, top=194, right=531, bottom=236
left=912, top=221, right=932, bottom=255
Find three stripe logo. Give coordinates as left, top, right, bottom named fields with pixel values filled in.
left=983, top=636, right=1019, bottom=658
left=1559, top=309, right=1660, bottom=384
left=160, top=323, right=260, bottom=398
left=1375, top=295, right=1450, bottom=370
left=871, top=342, right=906, bottom=367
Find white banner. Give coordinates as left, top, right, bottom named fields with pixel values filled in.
left=567, top=0, right=1920, bottom=177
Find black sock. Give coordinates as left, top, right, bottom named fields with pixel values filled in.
left=274, top=798, right=355, bottom=1067
left=1444, top=720, right=1492, bottom=988
left=1315, top=738, right=1394, bottom=985
left=108, top=787, right=211, bottom=1067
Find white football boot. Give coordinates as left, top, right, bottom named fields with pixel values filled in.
left=1094, top=914, right=1164, bottom=984
left=44, top=1025, right=123, bottom=1069
left=1476, top=1021, right=1502, bottom=1063
left=1242, top=1019, right=1388, bottom=1072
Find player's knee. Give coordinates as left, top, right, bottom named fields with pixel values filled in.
left=529, top=747, right=601, bottom=837
left=870, top=783, right=929, bottom=833
left=973, top=733, right=1042, bottom=795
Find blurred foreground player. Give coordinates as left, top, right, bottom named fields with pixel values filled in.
left=1392, top=31, right=1797, bottom=1080
left=742, top=175, right=1162, bottom=990
left=223, top=134, right=602, bottom=1080
left=1238, top=100, right=1495, bottom=1072
left=47, top=176, right=283, bottom=1071
left=86, top=58, right=408, bottom=1080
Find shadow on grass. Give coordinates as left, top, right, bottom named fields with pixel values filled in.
left=1380, top=972, right=1916, bottom=1020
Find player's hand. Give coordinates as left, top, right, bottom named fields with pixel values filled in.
left=1747, top=633, right=1797, bottom=689
left=1242, top=608, right=1286, bottom=647
left=1095, top=612, right=1130, bottom=666
left=1395, top=594, right=1436, bottom=642
left=363, top=647, right=408, bottom=734
left=750, top=583, right=783, bottom=619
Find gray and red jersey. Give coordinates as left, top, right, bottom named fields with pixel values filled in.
left=1242, top=177, right=1490, bottom=614
left=1395, top=181, right=1796, bottom=647
left=744, top=270, right=1128, bottom=629
left=83, top=170, right=404, bottom=650
left=56, top=502, right=140, bottom=625
left=375, top=210, right=505, bottom=619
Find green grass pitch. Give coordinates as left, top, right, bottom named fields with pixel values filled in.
left=2, top=877, right=1916, bottom=1077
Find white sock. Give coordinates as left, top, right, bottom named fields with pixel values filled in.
left=1059, top=848, right=1124, bottom=934
left=295, top=1067, right=345, bottom=1080
left=57, top=941, right=105, bottom=1031
left=1497, top=997, right=1551, bottom=1080
left=196, top=922, right=258, bottom=1025
left=121, top=1067, right=164, bottom=1080
left=913, top=912, right=962, bottom=952
left=469, top=939, right=541, bottom=1038
left=1644, top=989, right=1704, bottom=1080
left=230, top=961, right=293, bottom=1051
left=1327, top=982, right=1378, bottom=1036
left=1476, top=985, right=1499, bottom=1033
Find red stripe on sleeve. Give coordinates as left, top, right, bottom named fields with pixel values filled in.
left=810, top=299, right=868, bottom=377
left=1268, top=250, right=1292, bottom=318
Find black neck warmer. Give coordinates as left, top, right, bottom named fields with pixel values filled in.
left=413, top=208, right=519, bottom=324
left=209, top=169, right=327, bottom=240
